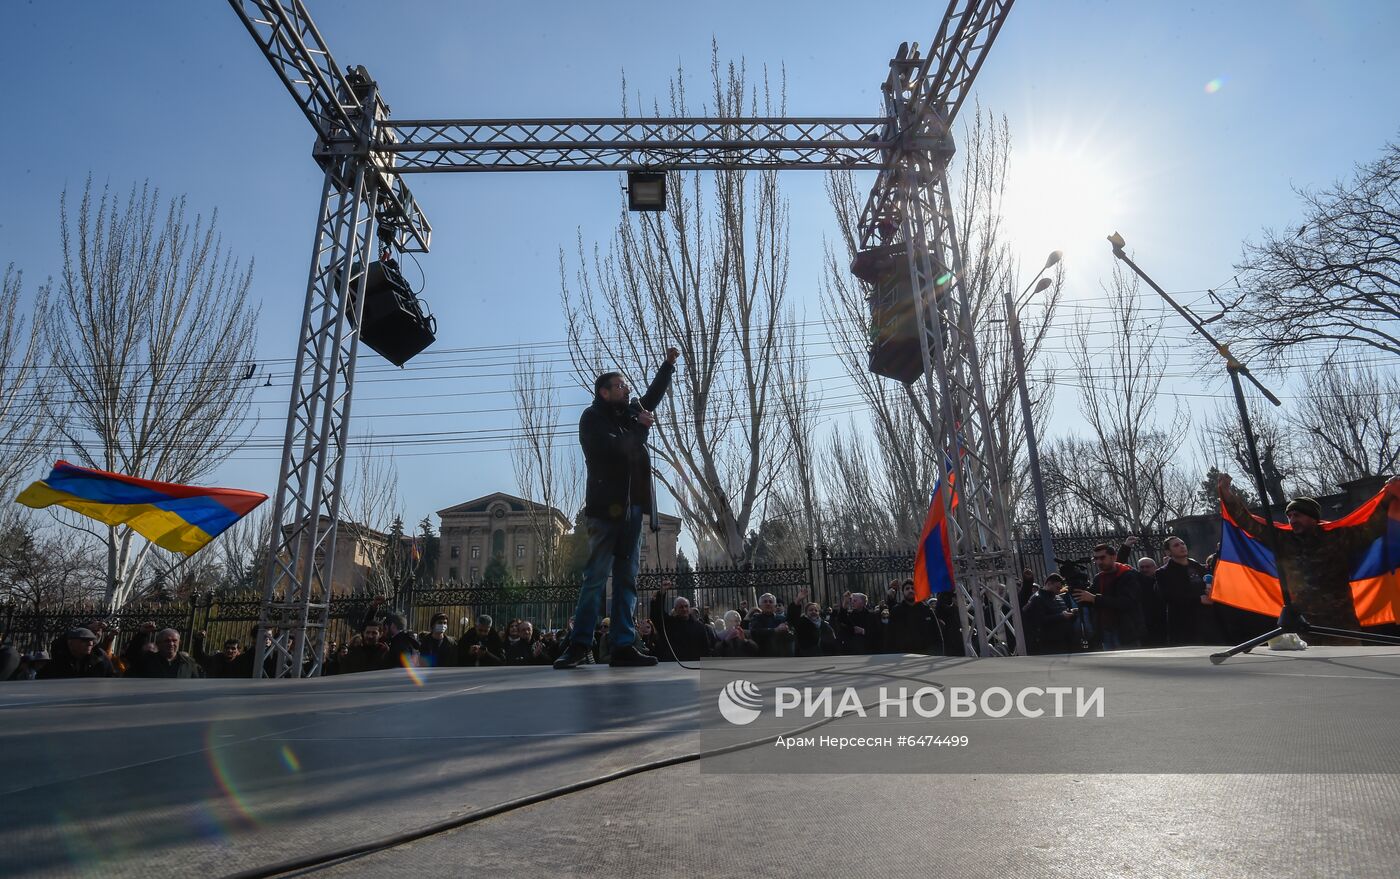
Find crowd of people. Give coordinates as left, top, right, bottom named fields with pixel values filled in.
left=0, top=531, right=1244, bottom=681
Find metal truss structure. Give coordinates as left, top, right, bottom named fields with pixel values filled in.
left=857, top=0, right=1023, bottom=656
left=380, top=118, right=891, bottom=172
left=231, top=0, right=1021, bottom=676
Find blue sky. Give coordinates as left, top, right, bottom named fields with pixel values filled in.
left=3, top=0, right=1398, bottom=536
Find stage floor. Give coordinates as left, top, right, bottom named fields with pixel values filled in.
left=3, top=646, right=1400, bottom=878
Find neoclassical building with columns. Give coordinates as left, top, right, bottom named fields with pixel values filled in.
left=436, top=492, right=681, bottom=583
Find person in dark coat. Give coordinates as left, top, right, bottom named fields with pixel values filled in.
left=888, top=579, right=943, bottom=655
left=458, top=615, right=505, bottom=666
left=712, top=611, right=760, bottom=659
left=0, top=642, right=20, bottom=681
left=1021, top=574, right=1078, bottom=654
left=790, top=601, right=838, bottom=657
left=203, top=638, right=246, bottom=678
left=649, top=592, right=711, bottom=662
left=835, top=593, right=882, bottom=654
left=130, top=629, right=205, bottom=678
left=339, top=622, right=390, bottom=674
left=122, top=621, right=159, bottom=671
left=380, top=613, right=421, bottom=670
left=1155, top=536, right=1218, bottom=645
left=933, top=592, right=965, bottom=656
left=1132, top=555, right=1169, bottom=647
left=504, top=621, right=551, bottom=665
left=746, top=592, right=794, bottom=658
left=555, top=348, right=680, bottom=670
left=419, top=612, right=458, bottom=667
left=36, top=628, right=115, bottom=679
left=1072, top=544, right=1146, bottom=650
left=1117, top=538, right=1167, bottom=646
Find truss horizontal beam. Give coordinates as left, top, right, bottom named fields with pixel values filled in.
left=369, top=117, right=895, bottom=171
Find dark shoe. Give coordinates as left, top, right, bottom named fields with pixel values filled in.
left=553, top=644, right=592, bottom=669
left=609, top=645, right=659, bottom=667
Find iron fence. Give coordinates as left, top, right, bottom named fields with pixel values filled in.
left=4, top=534, right=1155, bottom=661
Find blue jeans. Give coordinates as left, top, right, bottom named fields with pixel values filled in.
left=571, top=505, right=643, bottom=651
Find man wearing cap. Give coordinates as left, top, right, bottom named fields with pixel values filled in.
left=1218, top=473, right=1400, bottom=629
left=37, top=628, right=115, bottom=679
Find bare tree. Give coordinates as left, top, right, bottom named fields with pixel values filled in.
left=1297, top=361, right=1400, bottom=487
left=1042, top=262, right=1193, bottom=533
left=512, top=353, right=580, bottom=582
left=765, top=327, right=823, bottom=556
left=211, top=500, right=276, bottom=592
left=563, top=48, right=795, bottom=564
left=821, top=109, right=1062, bottom=540
left=45, top=180, right=259, bottom=609
left=1224, top=139, right=1400, bottom=361
left=818, top=423, right=901, bottom=552
left=341, top=441, right=402, bottom=594
left=0, top=520, right=103, bottom=610
left=1195, top=401, right=1314, bottom=512
left=0, top=265, right=55, bottom=499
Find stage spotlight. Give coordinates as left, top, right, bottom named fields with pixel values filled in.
left=627, top=171, right=666, bottom=211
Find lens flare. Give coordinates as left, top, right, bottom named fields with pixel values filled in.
left=1204, top=77, right=1226, bottom=94
left=203, top=726, right=264, bottom=828
left=279, top=744, right=301, bottom=773
left=401, top=653, right=426, bottom=687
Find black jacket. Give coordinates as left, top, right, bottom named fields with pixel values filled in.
left=458, top=629, right=505, bottom=666
left=1156, top=558, right=1214, bottom=645
left=381, top=631, right=421, bottom=670
left=835, top=608, right=882, bottom=655
left=579, top=361, right=674, bottom=520
left=131, top=652, right=205, bottom=679
left=419, top=634, right=458, bottom=667
left=1021, top=589, right=1076, bottom=654
left=36, top=649, right=115, bottom=679
left=888, top=600, right=942, bottom=655
left=1089, top=563, right=1146, bottom=646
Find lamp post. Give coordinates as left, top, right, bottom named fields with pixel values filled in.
left=1004, top=251, right=1061, bottom=579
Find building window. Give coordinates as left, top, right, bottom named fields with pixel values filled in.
left=448, top=567, right=458, bottom=581
left=470, top=566, right=479, bottom=581
left=470, top=545, right=480, bottom=559
left=516, top=544, right=526, bottom=559
left=450, top=545, right=460, bottom=559
left=516, top=565, right=525, bottom=577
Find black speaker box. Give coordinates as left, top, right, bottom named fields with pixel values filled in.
left=853, top=244, right=926, bottom=385
left=348, top=260, right=436, bottom=367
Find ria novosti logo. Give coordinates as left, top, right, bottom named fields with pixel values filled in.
left=717, top=680, right=763, bottom=725
left=716, top=681, right=1105, bottom=725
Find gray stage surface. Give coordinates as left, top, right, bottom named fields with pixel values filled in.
left=3, top=646, right=1400, bottom=878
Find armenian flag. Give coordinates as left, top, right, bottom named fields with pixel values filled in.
left=1213, top=488, right=1400, bottom=626
left=15, top=460, right=268, bottom=555
left=912, top=465, right=958, bottom=602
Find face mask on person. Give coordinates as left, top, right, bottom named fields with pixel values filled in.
left=432, top=624, right=447, bottom=635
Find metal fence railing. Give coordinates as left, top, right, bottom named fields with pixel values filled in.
left=5, top=535, right=1174, bottom=657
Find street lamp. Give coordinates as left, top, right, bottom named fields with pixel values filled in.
left=1004, top=250, right=1061, bottom=578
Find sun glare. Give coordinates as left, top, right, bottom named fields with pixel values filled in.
left=1003, top=147, right=1125, bottom=265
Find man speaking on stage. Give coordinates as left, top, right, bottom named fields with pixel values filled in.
left=555, top=346, right=681, bottom=669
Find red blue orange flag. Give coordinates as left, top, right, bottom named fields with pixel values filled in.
left=1214, top=488, right=1400, bottom=626
left=15, top=460, right=268, bottom=556
left=913, top=470, right=958, bottom=602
